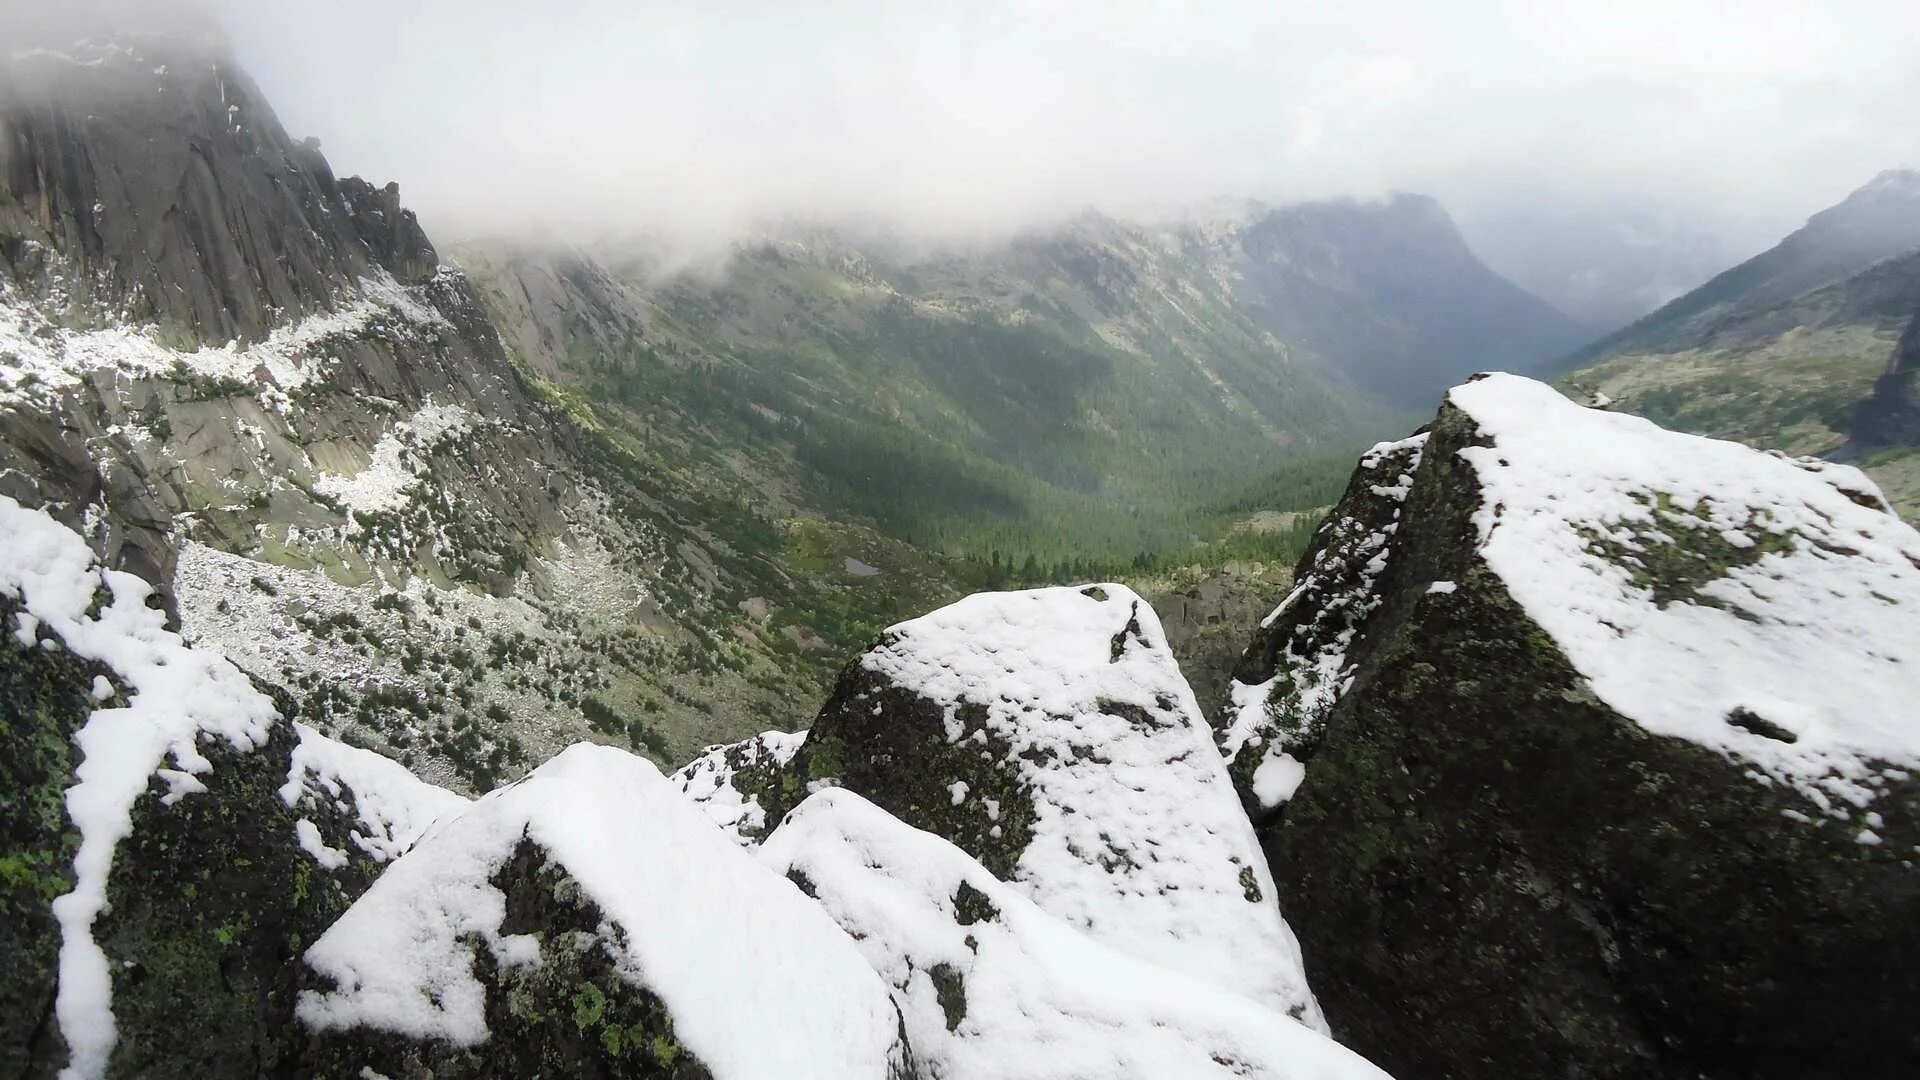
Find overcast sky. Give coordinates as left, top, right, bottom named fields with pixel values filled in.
left=197, top=0, right=1919, bottom=249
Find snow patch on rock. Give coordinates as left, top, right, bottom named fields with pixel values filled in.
left=312, top=402, right=474, bottom=515
left=280, top=724, right=469, bottom=865
left=0, top=269, right=450, bottom=413
left=298, top=744, right=907, bottom=1080
left=670, top=728, right=808, bottom=844
left=762, top=789, right=1390, bottom=1080
left=1451, top=373, right=1920, bottom=809
left=1220, top=433, right=1426, bottom=811
left=859, top=584, right=1323, bottom=1026
left=0, top=496, right=279, bottom=1080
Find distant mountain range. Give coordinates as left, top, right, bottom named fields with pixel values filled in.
left=1561, top=169, right=1920, bottom=517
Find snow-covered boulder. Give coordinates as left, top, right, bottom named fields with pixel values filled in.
left=299, top=743, right=913, bottom=1080
left=783, top=584, right=1324, bottom=1025
left=761, top=788, right=1390, bottom=1080
left=670, top=728, right=807, bottom=844
left=1219, top=374, right=1920, bottom=1078
left=0, top=495, right=463, bottom=1080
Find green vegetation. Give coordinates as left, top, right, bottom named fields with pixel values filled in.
left=460, top=237, right=1400, bottom=579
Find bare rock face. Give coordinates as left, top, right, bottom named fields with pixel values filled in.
left=0, top=33, right=434, bottom=344
left=1856, top=302, right=1920, bottom=446
left=1220, top=374, right=1920, bottom=1079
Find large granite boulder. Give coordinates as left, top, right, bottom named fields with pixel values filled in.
left=690, top=584, right=1325, bottom=1024
left=299, top=743, right=913, bottom=1080
left=1218, top=373, right=1920, bottom=1078
left=0, top=495, right=464, bottom=1078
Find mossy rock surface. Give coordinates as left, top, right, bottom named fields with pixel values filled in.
left=1243, top=400, right=1920, bottom=1079
left=95, top=716, right=368, bottom=1079
left=1, top=594, right=92, bottom=1077
left=791, top=657, right=1036, bottom=879
left=304, top=839, right=713, bottom=1080
left=0, top=590, right=394, bottom=1079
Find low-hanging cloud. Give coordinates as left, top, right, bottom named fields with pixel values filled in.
left=20, top=0, right=1920, bottom=273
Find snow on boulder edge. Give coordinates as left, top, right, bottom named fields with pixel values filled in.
left=761, top=787, right=1392, bottom=1080
left=768, top=583, right=1324, bottom=1028
left=1217, top=373, right=1920, bottom=1079
left=0, top=494, right=465, bottom=1079
left=298, top=742, right=913, bottom=1080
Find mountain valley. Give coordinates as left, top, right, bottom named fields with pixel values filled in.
left=4, top=14, right=1919, bottom=1080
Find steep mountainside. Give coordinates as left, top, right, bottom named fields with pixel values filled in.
left=1217, top=375, right=1920, bottom=1078
left=455, top=221, right=1392, bottom=563
left=1570, top=170, right=1920, bottom=364
left=1195, top=194, right=1589, bottom=403
left=0, top=34, right=976, bottom=788
left=1563, top=171, right=1920, bottom=517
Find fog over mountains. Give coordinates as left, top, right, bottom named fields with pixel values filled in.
left=90, top=0, right=1904, bottom=332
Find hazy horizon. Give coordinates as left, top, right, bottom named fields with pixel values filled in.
left=14, top=0, right=1920, bottom=323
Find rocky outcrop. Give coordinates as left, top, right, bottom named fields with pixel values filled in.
left=671, top=728, right=806, bottom=844
left=0, top=33, right=434, bottom=344
left=1855, top=302, right=1920, bottom=446
left=750, top=584, right=1325, bottom=1024
left=760, top=789, right=1390, bottom=1080
left=299, top=744, right=914, bottom=1080
left=1219, top=374, right=1920, bottom=1078
left=0, top=496, right=464, bottom=1078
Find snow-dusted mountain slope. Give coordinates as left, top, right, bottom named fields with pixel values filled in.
left=1216, top=373, right=1920, bottom=1078
left=0, top=31, right=976, bottom=792
left=761, top=788, right=1390, bottom=1080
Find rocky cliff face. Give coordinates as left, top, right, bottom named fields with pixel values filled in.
left=0, top=33, right=970, bottom=790
left=1855, top=300, right=1920, bottom=446
left=0, top=34, right=436, bottom=345
left=1219, top=374, right=1920, bottom=1078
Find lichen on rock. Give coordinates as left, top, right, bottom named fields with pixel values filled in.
left=786, top=584, right=1326, bottom=1025
left=1220, top=373, right=1920, bottom=1078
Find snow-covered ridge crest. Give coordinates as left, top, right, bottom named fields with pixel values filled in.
left=0, top=267, right=452, bottom=412
left=298, top=743, right=909, bottom=1080
left=855, top=583, right=1323, bottom=1026
left=761, top=789, right=1390, bottom=1080
left=0, top=495, right=279, bottom=1080
left=1450, top=373, right=1920, bottom=812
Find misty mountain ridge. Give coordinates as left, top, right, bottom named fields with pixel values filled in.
left=1565, top=168, right=1920, bottom=516
left=1566, top=168, right=1920, bottom=365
